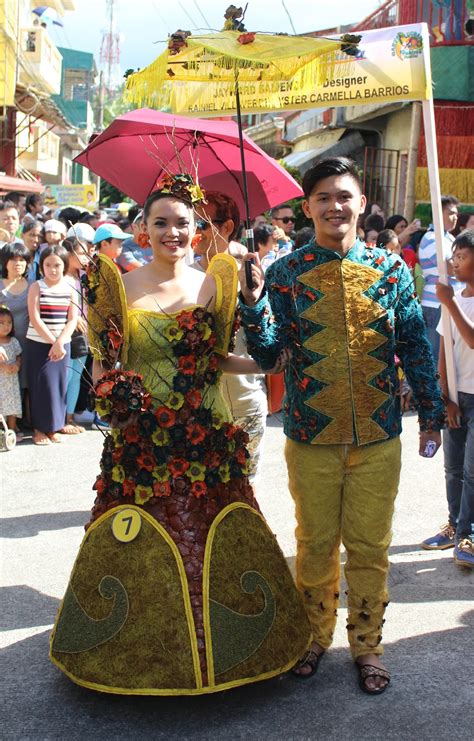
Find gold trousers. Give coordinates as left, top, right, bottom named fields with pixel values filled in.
left=285, top=436, right=401, bottom=658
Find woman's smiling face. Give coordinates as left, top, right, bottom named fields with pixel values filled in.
left=144, top=196, right=195, bottom=262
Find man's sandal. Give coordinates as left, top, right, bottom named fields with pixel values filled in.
left=291, top=649, right=324, bottom=680
left=355, top=663, right=391, bottom=695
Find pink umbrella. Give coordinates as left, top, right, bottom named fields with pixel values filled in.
left=74, top=109, right=302, bottom=218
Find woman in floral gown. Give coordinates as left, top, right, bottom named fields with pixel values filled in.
left=50, top=177, right=310, bottom=696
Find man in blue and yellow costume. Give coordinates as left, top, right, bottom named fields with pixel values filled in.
left=239, top=157, right=445, bottom=694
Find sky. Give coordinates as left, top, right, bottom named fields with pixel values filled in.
left=48, top=0, right=383, bottom=84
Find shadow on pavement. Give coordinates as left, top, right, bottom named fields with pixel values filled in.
left=0, top=511, right=89, bottom=538
left=2, top=610, right=473, bottom=740
left=1, top=586, right=60, bottom=630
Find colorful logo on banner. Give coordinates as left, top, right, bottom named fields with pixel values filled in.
left=391, top=32, right=424, bottom=60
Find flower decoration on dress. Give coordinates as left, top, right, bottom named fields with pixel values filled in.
left=90, top=307, right=251, bottom=514
left=92, top=369, right=152, bottom=426
left=153, top=173, right=205, bottom=204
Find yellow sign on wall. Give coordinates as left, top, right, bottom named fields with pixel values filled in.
left=43, top=183, right=97, bottom=210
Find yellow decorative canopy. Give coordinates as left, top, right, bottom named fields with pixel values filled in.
left=125, top=31, right=344, bottom=112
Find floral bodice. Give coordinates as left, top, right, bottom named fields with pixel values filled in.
left=92, top=306, right=250, bottom=512
left=126, top=306, right=229, bottom=419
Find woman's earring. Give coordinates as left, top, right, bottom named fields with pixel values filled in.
left=137, top=232, right=151, bottom=249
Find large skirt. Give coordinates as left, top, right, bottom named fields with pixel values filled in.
left=25, top=339, right=70, bottom=433
left=50, top=493, right=311, bottom=695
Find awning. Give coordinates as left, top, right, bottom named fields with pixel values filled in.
left=0, top=174, right=44, bottom=195
left=15, top=86, right=70, bottom=129
left=282, top=130, right=365, bottom=174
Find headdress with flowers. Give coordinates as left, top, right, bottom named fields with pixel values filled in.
left=152, top=173, right=206, bottom=205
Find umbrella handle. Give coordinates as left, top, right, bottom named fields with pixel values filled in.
left=245, top=228, right=257, bottom=290
left=244, top=258, right=256, bottom=290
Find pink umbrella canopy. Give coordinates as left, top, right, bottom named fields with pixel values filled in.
left=74, top=109, right=302, bottom=218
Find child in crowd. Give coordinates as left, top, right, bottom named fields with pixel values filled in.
left=40, top=219, right=67, bottom=253
left=377, top=228, right=401, bottom=255
left=93, top=223, right=129, bottom=265
left=0, top=306, right=23, bottom=441
left=421, top=230, right=474, bottom=568
left=25, top=245, right=77, bottom=445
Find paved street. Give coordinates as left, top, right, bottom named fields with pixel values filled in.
left=1, top=412, right=473, bottom=740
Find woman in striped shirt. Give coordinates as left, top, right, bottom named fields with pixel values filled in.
left=26, top=245, right=78, bottom=445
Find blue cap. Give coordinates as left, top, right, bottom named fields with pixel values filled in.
left=93, top=223, right=130, bottom=244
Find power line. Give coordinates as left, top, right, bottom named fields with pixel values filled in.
left=177, top=1, right=199, bottom=29
left=281, top=0, right=297, bottom=35
left=151, top=0, right=171, bottom=33
left=192, top=0, right=212, bottom=29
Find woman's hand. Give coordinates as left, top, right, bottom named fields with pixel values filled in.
left=266, top=348, right=292, bottom=374
left=49, top=339, right=66, bottom=361
left=398, top=220, right=421, bottom=246
left=239, top=253, right=265, bottom=306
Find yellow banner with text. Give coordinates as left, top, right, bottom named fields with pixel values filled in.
left=171, top=23, right=432, bottom=118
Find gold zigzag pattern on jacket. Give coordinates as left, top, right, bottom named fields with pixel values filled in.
left=298, top=260, right=389, bottom=445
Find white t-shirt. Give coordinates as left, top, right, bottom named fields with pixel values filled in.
left=437, top=291, right=474, bottom=393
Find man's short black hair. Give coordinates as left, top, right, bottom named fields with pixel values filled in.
left=453, top=228, right=474, bottom=252
left=302, top=157, right=362, bottom=198
left=441, top=195, right=459, bottom=210
left=271, top=203, right=294, bottom=218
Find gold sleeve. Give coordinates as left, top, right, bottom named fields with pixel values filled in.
left=86, top=254, right=129, bottom=365
left=207, top=253, right=238, bottom=356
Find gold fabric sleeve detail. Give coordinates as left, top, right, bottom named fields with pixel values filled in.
left=87, top=254, right=129, bottom=365
left=207, top=253, right=238, bottom=356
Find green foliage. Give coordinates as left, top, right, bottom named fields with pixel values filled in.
left=99, top=178, right=131, bottom=207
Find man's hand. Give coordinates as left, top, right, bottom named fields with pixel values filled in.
left=272, top=227, right=290, bottom=244
left=239, top=253, right=265, bottom=306
left=435, top=282, right=454, bottom=306
left=419, top=430, right=442, bottom=457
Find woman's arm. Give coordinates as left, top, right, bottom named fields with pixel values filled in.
left=49, top=299, right=79, bottom=361
left=57, top=298, right=79, bottom=344
left=218, top=348, right=290, bottom=375
left=27, top=282, right=56, bottom=344
left=436, top=283, right=474, bottom=348
left=218, top=354, right=260, bottom=374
